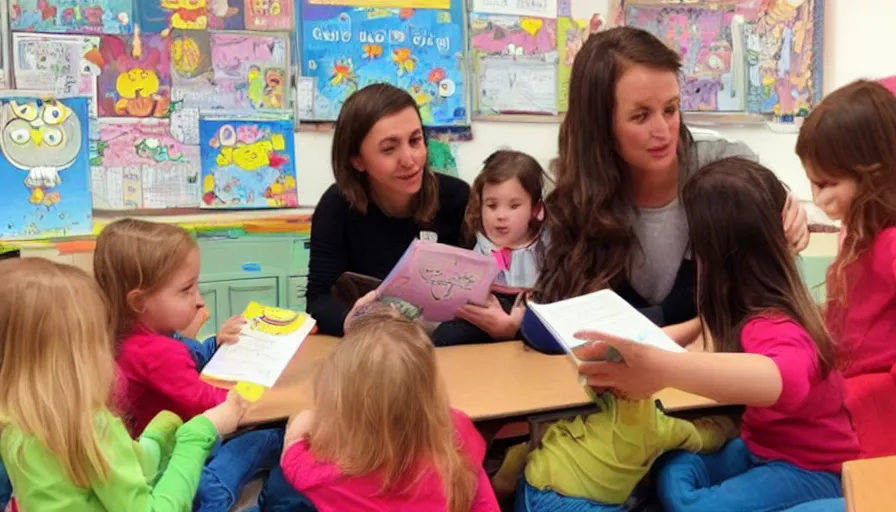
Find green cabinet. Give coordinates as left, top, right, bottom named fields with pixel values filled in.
left=195, top=234, right=309, bottom=339
left=798, top=254, right=834, bottom=304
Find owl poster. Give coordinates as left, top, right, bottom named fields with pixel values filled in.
left=97, top=33, right=172, bottom=118
left=0, top=96, right=92, bottom=240
left=198, top=115, right=297, bottom=209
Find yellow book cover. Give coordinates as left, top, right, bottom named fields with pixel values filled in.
left=201, top=302, right=316, bottom=393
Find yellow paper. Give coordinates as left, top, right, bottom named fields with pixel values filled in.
left=306, top=0, right=449, bottom=8
left=234, top=381, right=267, bottom=403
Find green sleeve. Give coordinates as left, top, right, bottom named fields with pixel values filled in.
left=94, top=414, right=218, bottom=511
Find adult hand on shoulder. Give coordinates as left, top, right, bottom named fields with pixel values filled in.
left=216, top=315, right=247, bottom=345
left=783, top=194, right=810, bottom=254
left=343, top=290, right=378, bottom=333
left=456, top=294, right=524, bottom=340
left=573, top=330, right=667, bottom=400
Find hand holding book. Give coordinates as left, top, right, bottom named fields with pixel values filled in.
left=572, top=330, right=669, bottom=400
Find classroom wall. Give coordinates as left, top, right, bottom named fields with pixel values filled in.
left=291, top=0, right=896, bottom=207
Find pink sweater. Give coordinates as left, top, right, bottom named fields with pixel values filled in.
left=281, top=409, right=500, bottom=512
left=740, top=317, right=859, bottom=473
left=826, top=227, right=896, bottom=378
left=116, top=326, right=227, bottom=436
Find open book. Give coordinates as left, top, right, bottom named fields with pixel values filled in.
left=527, top=289, right=686, bottom=365
left=201, top=302, right=316, bottom=394
left=377, top=240, right=499, bottom=322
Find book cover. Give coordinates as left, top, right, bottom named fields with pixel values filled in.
left=377, top=240, right=500, bottom=322
left=201, top=301, right=316, bottom=389
left=527, top=289, right=686, bottom=365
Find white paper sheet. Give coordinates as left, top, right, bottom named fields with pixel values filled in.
left=478, top=56, right=557, bottom=114
left=472, top=0, right=559, bottom=18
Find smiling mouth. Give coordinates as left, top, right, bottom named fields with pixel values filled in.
left=396, top=170, right=420, bottom=180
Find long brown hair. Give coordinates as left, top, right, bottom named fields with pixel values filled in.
left=683, top=157, right=835, bottom=373
left=331, top=83, right=440, bottom=224
left=795, top=79, right=896, bottom=306
left=93, top=218, right=197, bottom=342
left=533, top=26, right=694, bottom=303
left=463, top=149, right=546, bottom=245
left=309, top=317, right=477, bottom=512
left=0, top=259, right=115, bottom=487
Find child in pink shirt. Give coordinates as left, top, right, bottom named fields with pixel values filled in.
left=572, top=158, right=859, bottom=511
left=795, top=79, right=896, bottom=379
left=279, top=308, right=500, bottom=512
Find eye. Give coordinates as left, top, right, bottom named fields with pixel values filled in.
left=382, top=146, right=396, bottom=154
left=42, top=102, right=66, bottom=125
left=664, top=105, right=678, bottom=116
left=11, top=102, right=38, bottom=121
left=218, top=125, right=237, bottom=147
left=9, top=127, right=29, bottom=145
left=409, top=136, right=423, bottom=146
left=632, top=112, right=648, bottom=123
left=42, top=127, right=64, bottom=147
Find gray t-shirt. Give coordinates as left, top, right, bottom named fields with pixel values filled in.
left=628, top=136, right=757, bottom=305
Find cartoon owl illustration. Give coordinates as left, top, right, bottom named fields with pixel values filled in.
left=0, top=99, right=83, bottom=192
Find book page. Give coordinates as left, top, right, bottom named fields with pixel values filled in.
left=528, top=289, right=685, bottom=362
left=202, top=304, right=316, bottom=388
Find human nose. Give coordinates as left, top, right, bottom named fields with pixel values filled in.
left=399, top=145, right=416, bottom=167
left=649, top=114, right=671, bottom=140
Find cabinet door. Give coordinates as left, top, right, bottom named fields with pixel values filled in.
left=287, top=276, right=307, bottom=312
left=799, top=255, right=833, bottom=304
left=198, top=283, right=222, bottom=340
left=225, top=277, right=280, bottom=317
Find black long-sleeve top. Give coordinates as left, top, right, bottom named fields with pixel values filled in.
left=306, top=174, right=471, bottom=335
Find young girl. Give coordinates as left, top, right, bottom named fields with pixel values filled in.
left=0, top=258, right=246, bottom=510
left=93, top=218, right=286, bottom=512
left=279, top=313, right=500, bottom=512
left=574, top=157, right=859, bottom=511
left=432, top=150, right=545, bottom=345
left=795, top=79, right=896, bottom=379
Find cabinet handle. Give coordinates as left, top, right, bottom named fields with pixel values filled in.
left=229, top=285, right=274, bottom=293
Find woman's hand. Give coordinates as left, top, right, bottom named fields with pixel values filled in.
left=783, top=194, right=810, bottom=254
left=343, top=290, right=378, bottom=333
left=456, top=294, right=525, bottom=340
left=573, top=330, right=669, bottom=400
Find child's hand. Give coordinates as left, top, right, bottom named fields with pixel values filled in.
left=282, top=410, right=314, bottom=458
left=572, top=330, right=666, bottom=400
left=202, top=389, right=250, bottom=436
left=217, top=315, right=246, bottom=345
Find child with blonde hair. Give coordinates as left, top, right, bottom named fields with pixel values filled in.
left=279, top=315, right=500, bottom=511
left=0, top=258, right=246, bottom=511
left=94, top=218, right=286, bottom=512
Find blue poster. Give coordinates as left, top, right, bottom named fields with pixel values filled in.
left=10, top=0, right=132, bottom=34
left=301, top=2, right=468, bottom=126
left=0, top=97, right=92, bottom=240
left=198, top=116, right=298, bottom=209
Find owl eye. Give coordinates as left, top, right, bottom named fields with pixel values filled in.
left=9, top=128, right=29, bottom=145
left=41, top=127, right=64, bottom=147
left=218, top=125, right=237, bottom=147
left=42, top=103, right=67, bottom=126
left=9, top=101, right=38, bottom=122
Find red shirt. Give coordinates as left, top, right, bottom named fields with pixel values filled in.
left=740, top=317, right=859, bottom=473
left=116, top=325, right=227, bottom=436
left=826, top=227, right=896, bottom=378
left=282, top=409, right=500, bottom=512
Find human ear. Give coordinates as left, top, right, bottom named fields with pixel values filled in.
left=126, top=289, right=147, bottom=315
left=532, top=201, right=545, bottom=222
left=350, top=155, right=366, bottom=173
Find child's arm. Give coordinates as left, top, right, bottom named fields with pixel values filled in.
left=94, top=414, right=218, bottom=512
left=662, top=317, right=703, bottom=348
left=142, top=342, right=228, bottom=420
left=172, top=332, right=218, bottom=370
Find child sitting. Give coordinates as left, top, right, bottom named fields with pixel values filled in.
left=0, top=258, right=247, bottom=511
left=279, top=313, right=500, bottom=511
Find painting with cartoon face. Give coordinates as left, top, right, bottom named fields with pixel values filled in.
left=198, top=115, right=297, bottom=209
left=0, top=97, right=91, bottom=239
left=97, top=33, right=172, bottom=117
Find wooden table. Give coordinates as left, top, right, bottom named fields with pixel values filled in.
left=244, top=335, right=722, bottom=425
left=843, top=456, right=896, bottom=512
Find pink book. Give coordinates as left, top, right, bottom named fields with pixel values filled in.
left=377, top=241, right=500, bottom=322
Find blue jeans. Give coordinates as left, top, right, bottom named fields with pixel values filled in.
left=656, top=438, right=844, bottom=512
left=194, top=427, right=284, bottom=512
left=0, top=460, right=11, bottom=510
left=254, top=464, right=317, bottom=512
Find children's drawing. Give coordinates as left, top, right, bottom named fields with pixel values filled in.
left=12, top=34, right=103, bottom=113
left=199, top=116, right=298, bottom=209
left=470, top=14, right=557, bottom=58
left=210, top=32, right=290, bottom=111
left=91, top=118, right=201, bottom=209
left=471, top=0, right=558, bottom=18
left=137, top=0, right=245, bottom=35
left=427, top=138, right=459, bottom=178
left=301, top=2, right=467, bottom=126
left=0, top=97, right=92, bottom=239
left=10, top=0, right=132, bottom=34
left=98, top=33, right=172, bottom=117
left=0, top=3, right=9, bottom=89
left=170, top=30, right=215, bottom=107
left=209, top=0, right=245, bottom=29
left=557, top=16, right=594, bottom=111
left=625, top=2, right=741, bottom=112
left=739, top=0, right=823, bottom=117
left=244, top=0, right=294, bottom=31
